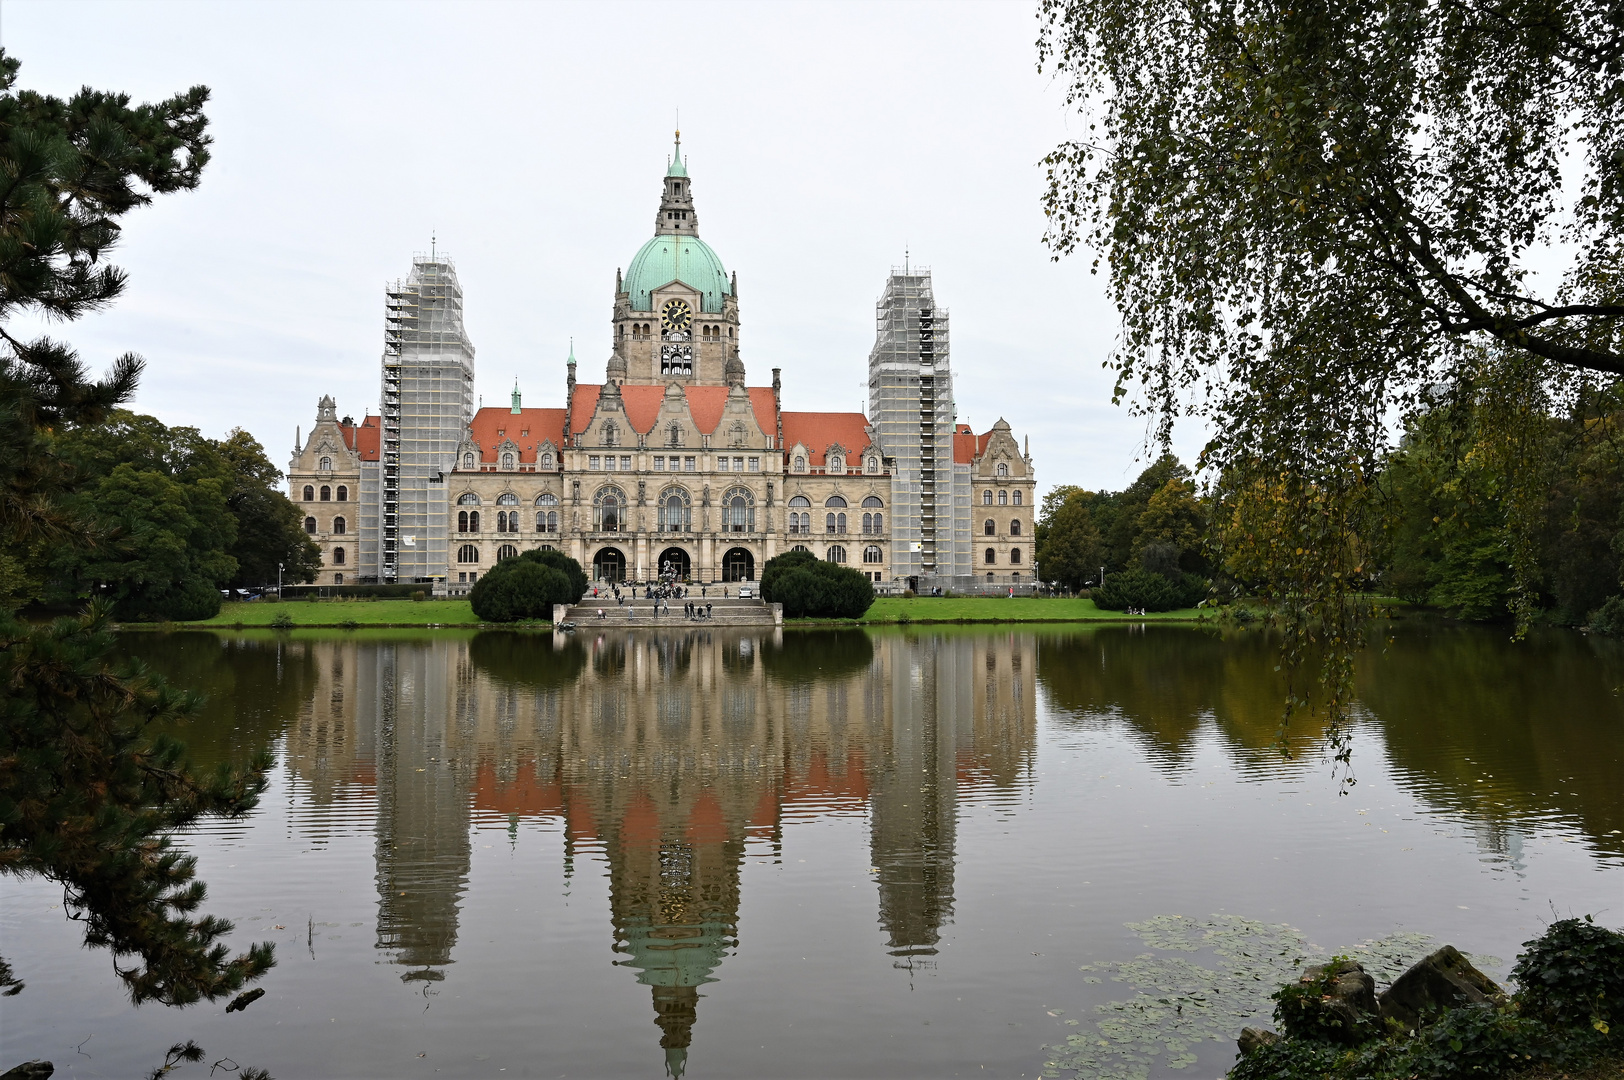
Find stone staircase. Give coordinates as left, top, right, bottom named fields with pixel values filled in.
left=556, top=594, right=781, bottom=627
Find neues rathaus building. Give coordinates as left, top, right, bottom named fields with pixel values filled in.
left=289, top=135, right=1036, bottom=593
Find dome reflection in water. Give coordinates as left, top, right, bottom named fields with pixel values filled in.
left=263, top=628, right=1033, bottom=1077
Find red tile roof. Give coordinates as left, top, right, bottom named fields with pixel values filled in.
left=349, top=415, right=380, bottom=461
left=467, top=407, right=568, bottom=464
left=781, top=411, right=872, bottom=468
left=953, top=424, right=977, bottom=465
left=567, top=384, right=778, bottom=441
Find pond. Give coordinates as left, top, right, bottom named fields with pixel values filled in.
left=2, top=624, right=1620, bottom=1079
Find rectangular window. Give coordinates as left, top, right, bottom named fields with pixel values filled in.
left=684, top=456, right=696, bottom=471
left=748, top=457, right=759, bottom=471
left=718, top=457, right=730, bottom=471
left=605, top=456, right=616, bottom=471
left=654, top=456, right=665, bottom=470
left=589, top=455, right=601, bottom=470
left=620, top=455, right=632, bottom=471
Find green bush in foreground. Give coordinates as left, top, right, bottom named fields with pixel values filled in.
left=760, top=550, right=875, bottom=619
left=468, top=548, right=586, bottom=622
left=1231, top=917, right=1623, bottom=1080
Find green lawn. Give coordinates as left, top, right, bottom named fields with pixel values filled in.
left=175, top=599, right=484, bottom=627
left=157, top=595, right=1209, bottom=629
left=852, top=596, right=1207, bottom=624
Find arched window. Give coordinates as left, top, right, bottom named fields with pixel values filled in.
left=998, top=490, right=1008, bottom=505
left=536, top=492, right=557, bottom=506
left=304, top=516, right=317, bottom=534
left=871, top=513, right=882, bottom=533
left=793, top=455, right=805, bottom=472
left=470, top=511, right=480, bottom=532
left=497, top=492, right=518, bottom=506
left=867, top=456, right=878, bottom=472
left=336, top=485, right=348, bottom=501
left=788, top=495, right=810, bottom=535
left=985, top=548, right=997, bottom=565
left=603, top=422, right=619, bottom=447
left=537, top=510, right=558, bottom=533
left=667, top=423, right=682, bottom=447
left=320, top=485, right=331, bottom=501
left=824, top=495, right=847, bottom=508
left=1010, top=519, right=1022, bottom=536
left=1010, top=547, right=1022, bottom=564
left=864, top=545, right=883, bottom=564
left=594, top=486, right=626, bottom=532
left=862, top=513, right=873, bottom=533
left=498, top=544, right=518, bottom=561
left=541, top=451, right=554, bottom=468
left=458, top=511, right=468, bottom=533
left=825, top=512, right=835, bottom=534
left=333, top=516, right=346, bottom=535
left=724, top=487, right=754, bottom=533
left=826, top=545, right=847, bottom=564
left=862, top=496, right=883, bottom=508
left=458, top=493, right=481, bottom=505
left=457, top=545, right=479, bottom=563
left=983, top=489, right=994, bottom=505
left=318, top=456, right=332, bottom=471
left=1013, top=490, right=1023, bottom=505
left=829, top=455, right=843, bottom=473
left=997, top=462, right=1009, bottom=477
left=660, top=487, right=690, bottom=532
left=984, top=519, right=996, bottom=535
left=334, top=573, right=343, bottom=585
left=789, top=495, right=811, bottom=507
left=302, top=485, right=314, bottom=501
left=501, top=452, right=515, bottom=469
left=463, top=452, right=475, bottom=470
left=496, top=511, right=508, bottom=532
left=332, top=547, right=345, bottom=565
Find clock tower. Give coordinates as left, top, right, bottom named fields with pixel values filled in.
left=611, top=133, right=742, bottom=386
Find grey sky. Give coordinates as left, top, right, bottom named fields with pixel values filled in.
left=7, top=0, right=1208, bottom=494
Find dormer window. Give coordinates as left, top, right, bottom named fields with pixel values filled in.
left=997, top=462, right=1010, bottom=477
left=463, top=452, right=475, bottom=470
left=318, top=456, right=332, bottom=471
left=501, top=452, right=515, bottom=469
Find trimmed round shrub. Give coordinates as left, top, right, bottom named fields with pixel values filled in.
left=469, top=548, right=586, bottom=623
left=1092, top=568, right=1206, bottom=612
left=760, top=550, right=875, bottom=619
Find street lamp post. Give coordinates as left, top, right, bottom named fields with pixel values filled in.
left=277, top=562, right=284, bottom=598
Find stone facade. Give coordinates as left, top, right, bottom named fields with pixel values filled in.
left=290, top=135, right=1036, bottom=592
left=286, top=395, right=366, bottom=586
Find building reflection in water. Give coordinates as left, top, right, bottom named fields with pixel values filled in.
left=281, top=628, right=1036, bottom=1075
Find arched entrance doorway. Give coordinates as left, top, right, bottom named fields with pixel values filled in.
left=657, top=546, right=691, bottom=580
left=722, top=547, right=755, bottom=582
left=592, top=547, right=626, bottom=582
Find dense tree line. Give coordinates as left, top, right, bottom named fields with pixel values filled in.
left=1039, top=377, right=1624, bottom=627
left=1036, top=453, right=1210, bottom=601
left=33, top=411, right=320, bottom=621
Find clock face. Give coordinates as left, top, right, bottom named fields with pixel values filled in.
left=660, top=299, right=693, bottom=336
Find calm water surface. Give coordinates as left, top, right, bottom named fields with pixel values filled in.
left=2, top=624, right=1620, bottom=1079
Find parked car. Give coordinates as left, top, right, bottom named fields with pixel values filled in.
left=737, top=583, right=756, bottom=599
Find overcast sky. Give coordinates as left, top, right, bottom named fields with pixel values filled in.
left=6, top=0, right=1211, bottom=494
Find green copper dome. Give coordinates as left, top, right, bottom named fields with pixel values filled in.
left=624, top=235, right=731, bottom=313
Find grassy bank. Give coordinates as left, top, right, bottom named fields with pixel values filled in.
left=847, top=596, right=1208, bottom=624
left=139, top=595, right=1212, bottom=629
left=156, top=599, right=484, bottom=628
